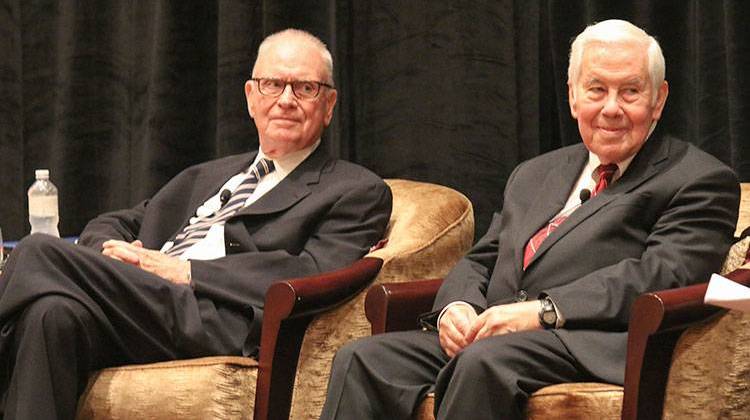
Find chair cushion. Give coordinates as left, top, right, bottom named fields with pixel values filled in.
left=412, top=383, right=623, bottom=420
left=76, top=356, right=257, bottom=420
left=413, top=394, right=435, bottom=420
left=526, top=383, right=623, bottom=419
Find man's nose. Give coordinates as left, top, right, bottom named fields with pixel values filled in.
left=277, top=84, right=297, bottom=106
left=601, top=91, right=622, bottom=117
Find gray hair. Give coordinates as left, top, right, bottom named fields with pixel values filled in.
left=253, top=29, right=334, bottom=85
left=568, top=20, right=665, bottom=95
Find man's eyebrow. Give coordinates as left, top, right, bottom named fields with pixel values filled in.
left=582, top=77, right=603, bottom=86
left=582, top=76, right=646, bottom=86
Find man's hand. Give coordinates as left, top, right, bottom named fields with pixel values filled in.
left=464, top=300, right=542, bottom=343
left=438, top=303, right=478, bottom=358
left=102, top=240, right=191, bottom=285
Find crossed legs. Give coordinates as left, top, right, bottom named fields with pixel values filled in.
left=0, top=234, right=249, bottom=419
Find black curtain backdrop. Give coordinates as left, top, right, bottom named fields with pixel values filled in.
left=1, top=1, right=748, bottom=241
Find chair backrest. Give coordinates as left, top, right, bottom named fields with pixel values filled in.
left=735, top=182, right=750, bottom=237
left=288, top=179, right=474, bottom=420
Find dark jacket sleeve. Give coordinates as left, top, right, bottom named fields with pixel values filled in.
left=77, top=200, right=147, bottom=251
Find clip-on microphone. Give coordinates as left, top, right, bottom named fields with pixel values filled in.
left=219, top=189, right=232, bottom=207
left=579, top=188, right=591, bottom=204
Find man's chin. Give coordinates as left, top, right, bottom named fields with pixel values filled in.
left=269, top=119, right=301, bottom=130
left=591, top=143, right=640, bottom=163
left=260, top=137, right=302, bottom=158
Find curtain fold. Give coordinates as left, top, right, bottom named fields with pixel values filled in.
left=1, top=1, right=748, bottom=240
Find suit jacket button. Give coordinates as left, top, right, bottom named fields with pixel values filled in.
left=516, top=290, right=528, bottom=302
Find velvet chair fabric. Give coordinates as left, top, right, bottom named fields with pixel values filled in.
left=74, top=179, right=474, bottom=420
left=661, top=310, right=750, bottom=418
left=76, top=357, right=258, bottom=420
left=660, top=235, right=750, bottom=418
left=735, top=183, right=750, bottom=237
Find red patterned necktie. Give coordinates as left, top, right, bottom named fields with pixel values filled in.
left=522, top=163, right=618, bottom=269
left=592, top=163, right=618, bottom=196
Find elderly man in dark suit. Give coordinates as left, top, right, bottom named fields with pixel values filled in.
left=320, top=19, right=739, bottom=420
left=0, top=29, right=391, bottom=419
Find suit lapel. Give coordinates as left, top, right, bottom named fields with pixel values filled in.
left=170, top=152, right=257, bottom=235
left=514, top=145, right=588, bottom=269
left=189, top=152, right=257, bottom=208
left=525, top=135, right=673, bottom=270
left=232, top=145, right=330, bottom=217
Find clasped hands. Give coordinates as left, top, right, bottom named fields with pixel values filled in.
left=438, top=301, right=542, bottom=358
left=101, top=240, right=191, bottom=285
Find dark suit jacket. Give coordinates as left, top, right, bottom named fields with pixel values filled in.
left=432, top=133, right=739, bottom=383
left=78, top=146, right=392, bottom=351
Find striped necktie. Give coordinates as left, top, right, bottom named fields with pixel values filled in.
left=166, top=158, right=275, bottom=257
left=522, top=163, right=618, bottom=269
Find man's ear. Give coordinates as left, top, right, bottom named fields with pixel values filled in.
left=245, top=80, right=256, bottom=118
left=568, top=82, right=578, bottom=119
left=651, top=81, right=669, bottom=121
left=323, top=88, right=337, bottom=126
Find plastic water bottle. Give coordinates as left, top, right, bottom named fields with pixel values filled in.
left=28, top=169, right=60, bottom=237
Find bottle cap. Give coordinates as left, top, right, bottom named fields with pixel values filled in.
left=35, top=169, right=50, bottom=179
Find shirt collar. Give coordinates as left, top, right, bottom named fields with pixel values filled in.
left=586, top=151, right=636, bottom=184
left=255, top=139, right=321, bottom=177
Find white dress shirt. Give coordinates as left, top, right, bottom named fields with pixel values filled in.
left=160, top=140, right=321, bottom=260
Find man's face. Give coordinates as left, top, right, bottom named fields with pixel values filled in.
left=568, top=41, right=668, bottom=164
left=245, top=38, right=337, bottom=159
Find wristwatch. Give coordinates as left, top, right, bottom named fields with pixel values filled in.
left=538, top=297, right=557, bottom=329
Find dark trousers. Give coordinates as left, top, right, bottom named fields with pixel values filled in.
left=320, top=329, right=594, bottom=420
left=0, top=234, right=249, bottom=420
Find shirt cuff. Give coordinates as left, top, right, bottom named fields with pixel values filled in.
left=548, top=297, right=565, bottom=328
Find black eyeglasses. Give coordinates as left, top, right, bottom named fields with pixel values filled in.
left=251, top=78, right=334, bottom=100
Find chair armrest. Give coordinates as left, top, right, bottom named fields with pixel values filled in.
left=365, top=279, right=443, bottom=335
left=254, top=256, right=383, bottom=420
left=264, top=256, right=384, bottom=321
left=622, top=268, right=750, bottom=420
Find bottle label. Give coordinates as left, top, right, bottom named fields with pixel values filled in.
left=29, top=196, right=59, bottom=217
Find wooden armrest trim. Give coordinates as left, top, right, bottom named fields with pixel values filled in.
left=264, top=257, right=384, bottom=321
left=365, top=278, right=443, bottom=335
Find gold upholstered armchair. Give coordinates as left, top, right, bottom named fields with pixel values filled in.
left=365, top=238, right=750, bottom=420
left=365, top=183, right=750, bottom=420
left=74, top=178, right=474, bottom=420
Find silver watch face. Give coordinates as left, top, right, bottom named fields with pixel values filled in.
left=543, top=310, right=556, bottom=325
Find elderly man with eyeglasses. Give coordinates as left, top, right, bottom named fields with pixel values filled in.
left=0, top=29, right=391, bottom=419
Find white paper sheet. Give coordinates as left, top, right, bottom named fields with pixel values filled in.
left=704, top=273, right=750, bottom=312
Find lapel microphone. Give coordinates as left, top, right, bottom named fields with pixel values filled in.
left=220, top=189, right=232, bottom=206
left=579, top=189, right=592, bottom=204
